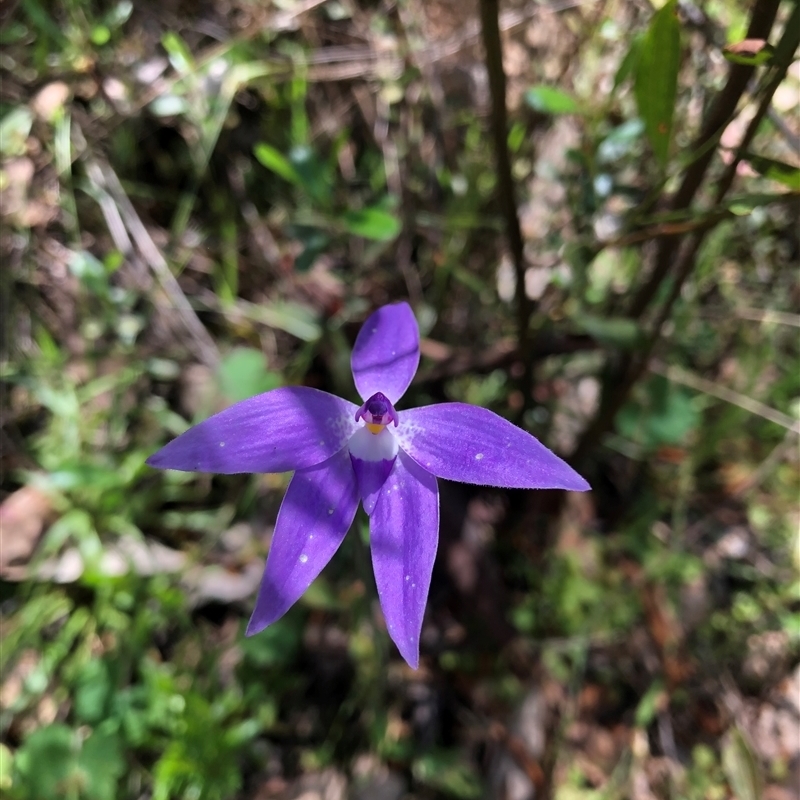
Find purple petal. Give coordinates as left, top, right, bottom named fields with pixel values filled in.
left=370, top=450, right=439, bottom=668
left=351, top=303, right=420, bottom=404
left=246, top=448, right=359, bottom=634
left=397, top=403, right=590, bottom=491
left=146, top=387, right=358, bottom=474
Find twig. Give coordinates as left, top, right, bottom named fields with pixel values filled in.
left=650, top=360, right=800, bottom=434
left=83, top=156, right=220, bottom=368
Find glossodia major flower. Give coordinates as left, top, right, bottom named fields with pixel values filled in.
left=146, top=303, right=589, bottom=668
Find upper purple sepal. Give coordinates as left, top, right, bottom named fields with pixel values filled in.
left=146, top=386, right=358, bottom=474
left=351, top=303, right=420, bottom=404
left=397, top=403, right=590, bottom=491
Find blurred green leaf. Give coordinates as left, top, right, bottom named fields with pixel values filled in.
left=217, top=348, right=281, bottom=402
left=0, top=744, right=12, bottom=792
left=575, top=314, right=642, bottom=348
left=0, top=107, right=33, bottom=157
left=616, top=375, right=699, bottom=449
left=525, top=85, right=580, bottom=115
left=597, top=118, right=645, bottom=163
left=74, top=660, right=111, bottom=725
left=413, top=750, right=482, bottom=799
left=722, top=726, right=763, bottom=800
left=161, top=31, right=194, bottom=74
left=613, top=33, right=642, bottom=92
left=240, top=617, right=302, bottom=668
left=341, top=207, right=401, bottom=241
left=742, top=153, right=800, bottom=190
left=634, top=0, right=680, bottom=166
left=149, top=95, right=190, bottom=117
left=723, top=39, right=774, bottom=66
left=253, top=142, right=303, bottom=186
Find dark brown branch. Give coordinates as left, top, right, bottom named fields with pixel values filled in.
left=478, top=0, right=532, bottom=399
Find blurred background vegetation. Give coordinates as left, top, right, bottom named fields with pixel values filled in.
left=1, top=0, right=799, bottom=798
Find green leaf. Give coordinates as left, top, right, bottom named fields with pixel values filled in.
left=524, top=85, right=580, bottom=115
left=597, top=118, right=645, bottom=163
left=743, top=153, right=800, bottom=190
left=575, top=314, right=642, bottom=348
left=161, top=31, right=194, bottom=75
left=613, top=33, right=643, bottom=93
left=217, top=348, right=281, bottom=402
left=413, top=750, right=482, bottom=799
left=0, top=107, right=33, bottom=157
left=722, top=726, right=763, bottom=800
left=253, top=143, right=302, bottom=186
left=616, top=375, right=699, bottom=449
left=342, top=207, right=401, bottom=241
left=634, top=0, right=681, bottom=167
left=0, top=744, right=11, bottom=792
left=723, top=39, right=774, bottom=66
left=13, top=724, right=76, bottom=800
left=74, top=660, right=112, bottom=725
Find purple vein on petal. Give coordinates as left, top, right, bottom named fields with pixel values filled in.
left=351, top=302, right=420, bottom=404
left=397, top=403, right=590, bottom=491
left=370, top=450, right=439, bottom=669
left=246, top=447, right=359, bottom=634
left=146, top=386, right=358, bottom=474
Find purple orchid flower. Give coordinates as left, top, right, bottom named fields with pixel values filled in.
left=147, top=303, right=589, bottom=667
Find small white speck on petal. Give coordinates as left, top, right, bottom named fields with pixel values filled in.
left=405, top=575, right=410, bottom=581
left=219, top=442, right=225, bottom=447
left=327, top=508, right=334, bottom=515
left=475, top=453, right=484, bottom=460
left=299, top=553, right=308, bottom=564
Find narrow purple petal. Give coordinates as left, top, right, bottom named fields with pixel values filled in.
left=351, top=303, right=420, bottom=404
left=397, top=404, right=590, bottom=491
left=246, top=448, right=359, bottom=634
left=370, top=450, right=439, bottom=669
left=351, top=456, right=394, bottom=515
left=146, top=387, right=358, bottom=474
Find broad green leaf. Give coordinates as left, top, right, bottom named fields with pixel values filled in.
left=743, top=153, right=800, bottom=190
left=524, top=85, right=580, bottom=115
left=634, top=0, right=680, bottom=167
left=217, top=348, right=281, bottom=402
left=253, top=143, right=302, bottom=186
left=342, top=207, right=401, bottom=241
left=13, top=724, right=76, bottom=800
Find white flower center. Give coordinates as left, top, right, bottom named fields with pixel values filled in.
left=348, top=425, right=399, bottom=462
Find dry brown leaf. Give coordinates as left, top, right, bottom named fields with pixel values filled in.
left=0, top=486, right=55, bottom=578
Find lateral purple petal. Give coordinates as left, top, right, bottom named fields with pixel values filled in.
left=246, top=448, right=359, bottom=634
left=146, top=387, right=358, bottom=474
left=370, top=450, right=439, bottom=669
left=398, top=404, right=590, bottom=491
left=351, top=302, right=420, bottom=403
